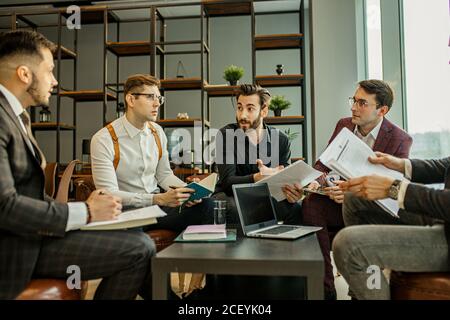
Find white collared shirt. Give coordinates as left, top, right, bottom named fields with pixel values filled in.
left=0, top=83, right=88, bottom=231
left=90, top=115, right=185, bottom=207
left=354, top=118, right=383, bottom=149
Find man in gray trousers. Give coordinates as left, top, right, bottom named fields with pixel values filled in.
left=0, top=30, right=155, bottom=300
left=332, top=151, right=449, bottom=299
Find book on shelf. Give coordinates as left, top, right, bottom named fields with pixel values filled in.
left=81, top=205, right=166, bottom=231
left=182, top=224, right=227, bottom=240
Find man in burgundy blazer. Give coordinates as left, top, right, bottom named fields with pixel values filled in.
left=302, top=80, right=413, bottom=299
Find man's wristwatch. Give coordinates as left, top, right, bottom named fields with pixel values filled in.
left=388, top=179, right=402, bottom=200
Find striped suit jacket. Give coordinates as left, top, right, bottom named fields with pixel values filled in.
left=0, top=92, right=68, bottom=299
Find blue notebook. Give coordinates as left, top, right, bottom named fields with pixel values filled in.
left=173, top=173, right=217, bottom=207
left=185, top=182, right=214, bottom=202
left=174, top=229, right=237, bottom=243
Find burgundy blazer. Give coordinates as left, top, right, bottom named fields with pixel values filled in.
left=314, top=117, right=413, bottom=175
left=302, top=117, right=413, bottom=231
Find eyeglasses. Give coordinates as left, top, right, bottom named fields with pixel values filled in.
left=348, top=97, right=379, bottom=108
left=132, top=93, right=165, bottom=105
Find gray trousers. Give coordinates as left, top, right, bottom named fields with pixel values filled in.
left=33, top=230, right=156, bottom=300
left=332, top=193, right=449, bottom=300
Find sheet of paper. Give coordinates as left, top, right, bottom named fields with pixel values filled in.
left=256, top=160, right=322, bottom=201
left=81, top=205, right=167, bottom=230
left=320, top=128, right=403, bottom=217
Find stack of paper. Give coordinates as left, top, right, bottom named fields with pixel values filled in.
left=81, top=205, right=166, bottom=231
left=182, top=224, right=226, bottom=240
left=318, top=127, right=403, bottom=217
left=256, top=160, right=322, bottom=201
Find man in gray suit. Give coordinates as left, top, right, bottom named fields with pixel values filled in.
left=0, top=30, right=155, bottom=299
left=332, top=151, right=450, bottom=299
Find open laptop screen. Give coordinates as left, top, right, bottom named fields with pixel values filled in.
left=233, top=183, right=277, bottom=228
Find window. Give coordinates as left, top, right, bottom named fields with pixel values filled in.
left=403, top=0, right=450, bottom=159
left=366, top=0, right=383, bottom=79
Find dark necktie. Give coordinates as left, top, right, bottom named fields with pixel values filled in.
left=19, top=110, right=47, bottom=170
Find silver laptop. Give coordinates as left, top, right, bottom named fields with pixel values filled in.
left=232, top=183, right=322, bottom=240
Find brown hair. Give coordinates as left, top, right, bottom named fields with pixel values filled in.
left=236, top=84, right=271, bottom=108
left=124, top=74, right=160, bottom=109
left=0, top=30, right=56, bottom=63
left=358, top=79, right=394, bottom=110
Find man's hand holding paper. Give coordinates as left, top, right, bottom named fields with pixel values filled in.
left=256, top=160, right=322, bottom=201
left=253, top=159, right=284, bottom=182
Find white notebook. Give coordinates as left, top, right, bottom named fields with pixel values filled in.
left=81, top=205, right=167, bottom=231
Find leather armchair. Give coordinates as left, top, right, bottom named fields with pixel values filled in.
left=390, top=271, right=450, bottom=300
left=16, top=279, right=87, bottom=300
left=17, top=160, right=87, bottom=300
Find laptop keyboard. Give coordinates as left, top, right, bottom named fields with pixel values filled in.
left=256, top=225, right=300, bottom=235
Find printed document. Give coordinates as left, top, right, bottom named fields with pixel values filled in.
left=319, top=128, right=403, bottom=217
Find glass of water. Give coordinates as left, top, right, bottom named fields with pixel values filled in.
left=213, top=200, right=227, bottom=225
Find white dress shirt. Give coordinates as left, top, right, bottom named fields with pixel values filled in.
left=354, top=118, right=383, bottom=149
left=0, top=84, right=87, bottom=231
left=90, top=115, right=185, bottom=207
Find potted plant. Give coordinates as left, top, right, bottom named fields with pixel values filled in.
left=269, top=95, right=291, bottom=116
left=284, top=128, right=299, bottom=142
left=223, top=64, right=244, bottom=86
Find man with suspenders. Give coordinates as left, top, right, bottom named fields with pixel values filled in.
left=91, top=74, right=213, bottom=232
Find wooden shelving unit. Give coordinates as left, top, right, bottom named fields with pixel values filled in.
left=8, top=11, right=81, bottom=163
left=160, top=78, right=207, bottom=91
left=100, top=4, right=213, bottom=171
left=31, top=122, right=76, bottom=131
left=62, top=6, right=118, bottom=24
left=203, top=0, right=308, bottom=162
left=53, top=45, right=77, bottom=60
left=255, top=33, right=303, bottom=50
left=205, top=85, right=240, bottom=97
left=106, top=41, right=164, bottom=57
left=255, top=74, right=304, bottom=87
left=59, top=90, right=117, bottom=102
left=203, top=0, right=252, bottom=17
left=156, top=118, right=210, bottom=128
left=264, top=116, right=304, bottom=125
left=6, top=1, right=310, bottom=166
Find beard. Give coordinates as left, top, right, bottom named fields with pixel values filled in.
left=236, top=112, right=262, bottom=132
left=26, top=72, right=50, bottom=107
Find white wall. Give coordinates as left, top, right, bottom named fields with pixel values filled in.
left=310, top=0, right=360, bottom=159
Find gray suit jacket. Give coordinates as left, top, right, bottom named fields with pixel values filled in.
left=0, top=92, right=68, bottom=299
left=404, top=157, right=450, bottom=264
